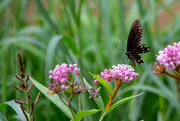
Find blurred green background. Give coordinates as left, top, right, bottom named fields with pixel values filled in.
left=1, top=0, right=180, bottom=120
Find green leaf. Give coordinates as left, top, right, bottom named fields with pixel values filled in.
left=29, top=77, right=73, bottom=120
left=0, top=112, right=8, bottom=121
left=104, top=92, right=144, bottom=115
left=75, top=109, right=100, bottom=121
left=0, top=0, right=12, bottom=15
left=62, top=37, right=79, bottom=56
left=35, top=0, right=59, bottom=34
left=89, top=72, right=113, bottom=96
left=15, top=42, right=46, bottom=61
left=0, top=100, right=26, bottom=121
left=0, top=37, right=46, bottom=49
left=45, top=36, right=62, bottom=84
left=0, top=37, right=46, bottom=61
left=83, top=77, right=105, bottom=110
left=17, top=26, right=50, bottom=39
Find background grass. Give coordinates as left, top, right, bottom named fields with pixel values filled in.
left=1, top=0, right=180, bottom=120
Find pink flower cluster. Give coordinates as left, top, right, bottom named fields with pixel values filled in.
left=94, top=64, right=139, bottom=83
left=48, top=63, right=80, bottom=92
left=156, top=42, right=180, bottom=70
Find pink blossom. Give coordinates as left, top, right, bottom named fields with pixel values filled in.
left=48, top=63, right=80, bottom=93
left=156, top=42, right=180, bottom=70
left=94, top=64, right=139, bottom=83
left=61, top=85, right=69, bottom=90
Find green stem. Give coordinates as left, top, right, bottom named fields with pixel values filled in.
left=62, top=91, right=68, bottom=102
left=78, top=94, right=81, bottom=111
left=68, top=86, right=74, bottom=103
left=99, top=113, right=105, bottom=121
left=57, top=94, right=68, bottom=106
left=68, top=105, right=76, bottom=121
left=58, top=94, right=75, bottom=120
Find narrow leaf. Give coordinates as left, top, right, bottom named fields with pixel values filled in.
left=62, top=37, right=79, bottom=56
left=0, top=112, right=8, bottom=121
left=29, top=77, right=73, bottom=120
left=15, top=42, right=45, bottom=61
left=0, top=0, right=12, bottom=14
left=83, top=77, right=105, bottom=110
left=89, top=72, right=113, bottom=96
left=45, top=36, right=62, bottom=84
left=0, top=100, right=26, bottom=121
left=105, top=92, right=144, bottom=115
left=35, top=0, right=59, bottom=34
left=75, top=109, right=100, bottom=121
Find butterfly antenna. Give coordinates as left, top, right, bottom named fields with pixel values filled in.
left=116, top=46, right=125, bottom=52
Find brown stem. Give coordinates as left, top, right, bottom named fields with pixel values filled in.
left=20, top=104, right=29, bottom=121
left=105, top=79, right=124, bottom=112
left=163, top=71, right=180, bottom=81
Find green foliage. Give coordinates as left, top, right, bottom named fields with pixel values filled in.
left=89, top=72, right=113, bottom=96
left=29, top=77, right=73, bottom=119
left=1, top=0, right=180, bottom=120
left=0, top=112, right=8, bottom=121
left=0, top=101, right=26, bottom=121
left=83, top=78, right=105, bottom=111
left=104, top=93, right=144, bottom=115
left=75, top=109, right=101, bottom=121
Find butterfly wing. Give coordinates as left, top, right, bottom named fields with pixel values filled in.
left=134, top=44, right=151, bottom=54
left=133, top=44, right=150, bottom=65
left=127, top=19, right=143, bottom=52
left=126, top=19, right=150, bottom=65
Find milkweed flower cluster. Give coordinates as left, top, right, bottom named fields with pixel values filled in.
left=156, top=42, right=180, bottom=70
left=48, top=63, right=80, bottom=93
left=94, top=64, right=139, bottom=83
left=48, top=63, right=100, bottom=100
left=153, top=42, right=180, bottom=81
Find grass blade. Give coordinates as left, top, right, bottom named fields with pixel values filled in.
left=105, top=92, right=144, bottom=115
left=0, top=112, right=8, bottom=121
left=45, top=36, right=62, bottom=85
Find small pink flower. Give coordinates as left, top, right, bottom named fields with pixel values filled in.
left=61, top=85, right=69, bottom=90
left=48, top=63, right=80, bottom=94
left=94, top=64, right=138, bottom=83
left=156, top=42, right=180, bottom=70
left=74, top=67, right=80, bottom=75
left=49, top=70, right=53, bottom=74
left=94, top=79, right=99, bottom=83
left=49, top=75, right=52, bottom=79
left=64, top=86, right=69, bottom=90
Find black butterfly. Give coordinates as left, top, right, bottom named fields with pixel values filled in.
left=125, top=19, right=150, bottom=66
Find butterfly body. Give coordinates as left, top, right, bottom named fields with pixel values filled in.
left=125, top=19, right=150, bottom=66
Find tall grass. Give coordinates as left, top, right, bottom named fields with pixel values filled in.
left=0, top=0, right=180, bottom=120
